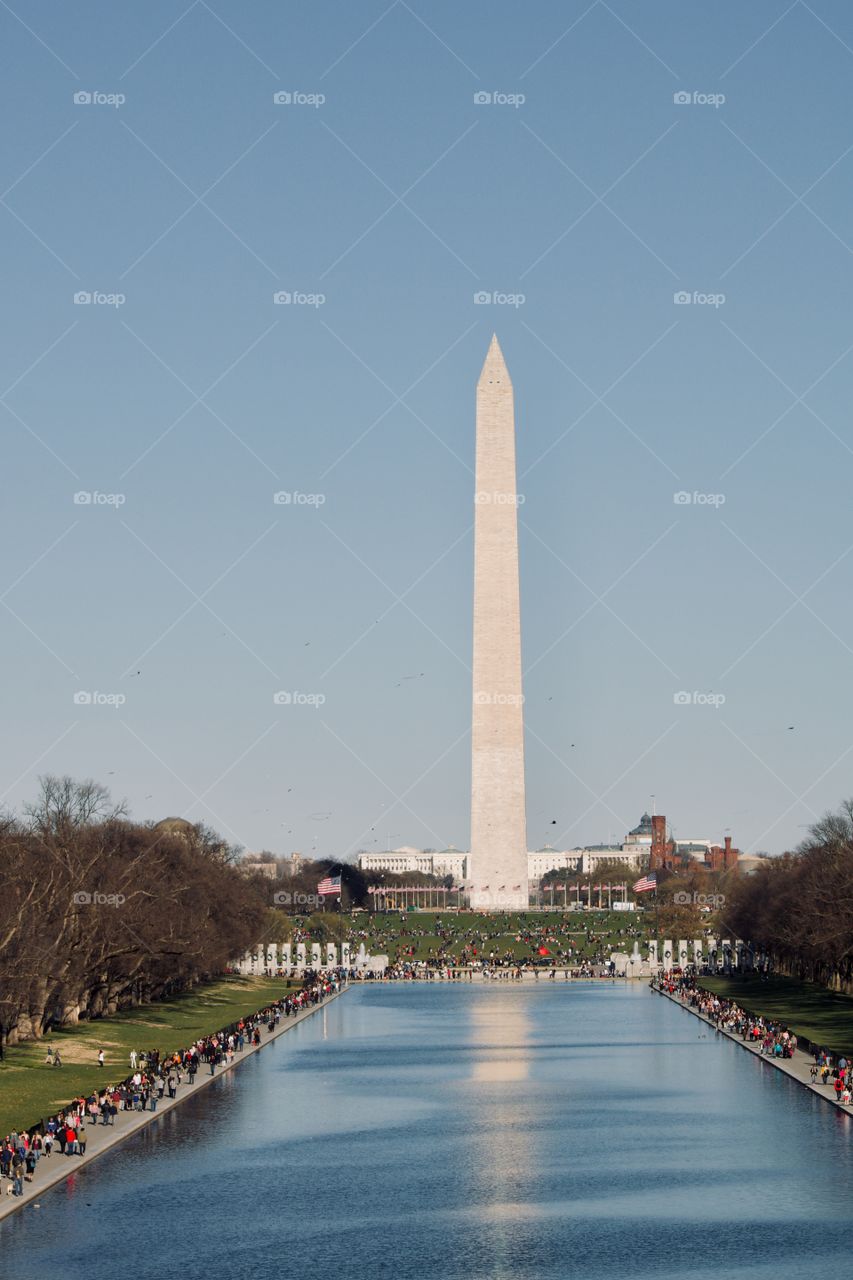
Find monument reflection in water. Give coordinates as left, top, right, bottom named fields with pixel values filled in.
left=2, top=984, right=852, bottom=1280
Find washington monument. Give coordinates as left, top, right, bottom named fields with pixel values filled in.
left=469, top=335, right=528, bottom=910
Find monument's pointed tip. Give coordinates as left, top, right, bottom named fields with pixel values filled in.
left=478, top=332, right=511, bottom=385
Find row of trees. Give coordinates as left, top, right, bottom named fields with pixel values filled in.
left=722, top=801, right=853, bottom=992
left=0, top=777, right=271, bottom=1053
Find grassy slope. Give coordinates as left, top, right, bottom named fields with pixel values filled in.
left=350, top=909, right=648, bottom=963
left=0, top=975, right=292, bottom=1137
left=702, top=974, right=853, bottom=1052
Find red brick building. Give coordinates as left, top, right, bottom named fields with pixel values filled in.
left=648, top=814, right=739, bottom=873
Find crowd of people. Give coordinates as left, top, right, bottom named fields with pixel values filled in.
left=1, top=972, right=342, bottom=1200
left=379, top=959, right=612, bottom=980
left=653, top=972, right=852, bottom=1105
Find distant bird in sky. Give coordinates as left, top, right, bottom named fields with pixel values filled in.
left=788, top=725, right=795, bottom=730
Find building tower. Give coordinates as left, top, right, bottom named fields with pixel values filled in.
left=469, top=335, right=528, bottom=910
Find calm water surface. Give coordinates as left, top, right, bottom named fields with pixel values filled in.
left=2, top=983, right=852, bottom=1279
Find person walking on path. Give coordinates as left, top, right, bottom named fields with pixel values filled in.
left=11, top=1151, right=24, bottom=1197
left=129, top=1050, right=137, bottom=1070
left=98, top=1049, right=105, bottom=1068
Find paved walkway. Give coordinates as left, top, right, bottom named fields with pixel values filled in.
left=0, top=985, right=346, bottom=1223
left=655, top=984, right=853, bottom=1113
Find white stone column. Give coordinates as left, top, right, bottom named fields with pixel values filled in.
left=470, top=336, right=528, bottom=911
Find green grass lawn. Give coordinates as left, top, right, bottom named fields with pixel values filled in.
left=0, top=975, right=293, bottom=1137
left=702, top=974, right=853, bottom=1053
left=348, top=909, right=650, bottom=964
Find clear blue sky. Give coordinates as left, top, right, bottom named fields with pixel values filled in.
left=3, top=1, right=853, bottom=859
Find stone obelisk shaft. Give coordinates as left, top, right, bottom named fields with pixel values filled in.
left=470, top=335, right=527, bottom=910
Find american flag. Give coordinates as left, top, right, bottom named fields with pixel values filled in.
left=317, top=875, right=342, bottom=896
left=633, top=872, right=657, bottom=894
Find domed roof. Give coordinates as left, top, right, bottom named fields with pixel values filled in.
left=628, top=812, right=653, bottom=837
left=152, top=817, right=195, bottom=839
